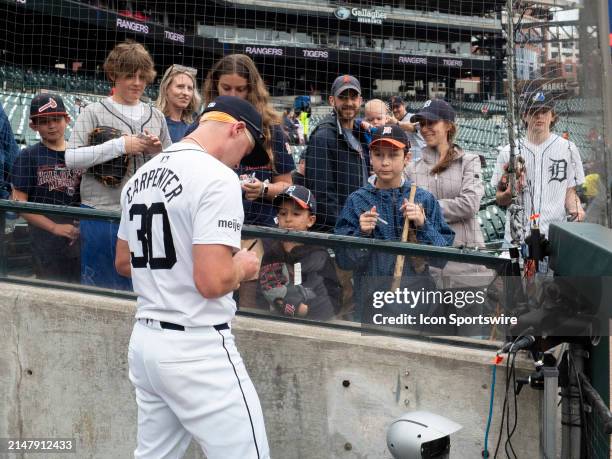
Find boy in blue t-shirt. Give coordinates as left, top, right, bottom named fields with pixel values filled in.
left=11, top=94, right=82, bottom=282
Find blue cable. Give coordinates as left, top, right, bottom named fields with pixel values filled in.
left=483, top=361, right=498, bottom=458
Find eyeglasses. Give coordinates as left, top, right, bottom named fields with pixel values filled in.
left=243, top=128, right=256, bottom=148
left=239, top=116, right=265, bottom=144
left=163, top=64, right=198, bottom=80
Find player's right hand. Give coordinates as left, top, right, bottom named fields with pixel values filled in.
left=53, top=223, right=79, bottom=245
left=359, top=206, right=378, bottom=235
left=234, top=249, right=260, bottom=282
left=124, top=135, right=149, bottom=155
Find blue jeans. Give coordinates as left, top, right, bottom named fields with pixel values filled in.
left=80, top=205, right=132, bottom=291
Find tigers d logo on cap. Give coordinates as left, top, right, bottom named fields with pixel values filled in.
left=273, top=185, right=317, bottom=213
left=369, top=124, right=410, bottom=150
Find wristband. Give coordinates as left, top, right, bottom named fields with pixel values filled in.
left=261, top=180, right=270, bottom=198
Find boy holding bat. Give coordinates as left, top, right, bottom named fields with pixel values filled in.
left=334, top=124, right=454, bottom=322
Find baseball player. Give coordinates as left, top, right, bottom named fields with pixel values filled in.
left=115, top=96, right=270, bottom=459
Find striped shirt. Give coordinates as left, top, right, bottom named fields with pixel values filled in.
left=491, top=133, right=585, bottom=241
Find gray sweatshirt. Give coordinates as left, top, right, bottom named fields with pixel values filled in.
left=66, top=98, right=171, bottom=211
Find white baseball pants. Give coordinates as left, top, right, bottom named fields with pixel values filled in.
left=128, top=320, right=270, bottom=459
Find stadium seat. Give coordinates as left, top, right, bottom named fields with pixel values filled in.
left=478, top=210, right=497, bottom=242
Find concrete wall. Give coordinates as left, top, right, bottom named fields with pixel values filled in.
left=0, top=282, right=542, bottom=458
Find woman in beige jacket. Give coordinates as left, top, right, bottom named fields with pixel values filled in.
left=405, top=99, right=490, bottom=291
left=405, top=99, right=484, bottom=247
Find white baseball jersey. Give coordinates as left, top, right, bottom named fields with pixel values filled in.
left=491, top=133, right=585, bottom=241
left=402, top=112, right=426, bottom=160
left=118, top=142, right=244, bottom=327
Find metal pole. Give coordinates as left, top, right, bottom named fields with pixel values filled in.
left=597, top=0, right=612, bottom=228
left=505, top=0, right=517, bottom=158
left=561, top=344, right=585, bottom=459
left=541, top=364, right=559, bottom=459
left=0, top=211, right=6, bottom=277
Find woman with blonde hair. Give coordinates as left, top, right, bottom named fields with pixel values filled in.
left=188, top=53, right=294, bottom=227
left=156, top=64, right=202, bottom=142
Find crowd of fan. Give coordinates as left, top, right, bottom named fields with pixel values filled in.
left=0, top=41, right=606, bottom=324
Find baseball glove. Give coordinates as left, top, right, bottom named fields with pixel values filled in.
left=259, top=262, right=315, bottom=317
left=87, top=126, right=128, bottom=188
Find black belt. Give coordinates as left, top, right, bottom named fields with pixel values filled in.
left=159, top=321, right=229, bottom=332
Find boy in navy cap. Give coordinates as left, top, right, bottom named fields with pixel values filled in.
left=11, top=94, right=82, bottom=282
left=258, top=185, right=341, bottom=320
left=335, top=124, right=454, bottom=321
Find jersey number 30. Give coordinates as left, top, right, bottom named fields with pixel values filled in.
left=129, top=202, right=177, bottom=269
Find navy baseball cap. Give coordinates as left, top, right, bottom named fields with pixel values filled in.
left=521, top=91, right=555, bottom=113
left=273, top=185, right=317, bottom=214
left=388, top=96, right=405, bottom=107
left=331, top=75, right=361, bottom=97
left=30, top=94, right=68, bottom=119
left=201, top=95, right=268, bottom=167
left=410, top=99, right=456, bottom=123
left=369, top=124, right=410, bottom=150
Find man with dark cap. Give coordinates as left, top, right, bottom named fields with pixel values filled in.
left=304, top=74, right=369, bottom=232
left=492, top=91, right=585, bottom=244
left=115, top=96, right=271, bottom=459
left=388, top=95, right=426, bottom=160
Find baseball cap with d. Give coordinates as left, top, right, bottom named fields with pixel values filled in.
left=521, top=91, right=555, bottom=113
left=410, top=99, right=456, bottom=123
left=273, top=185, right=317, bottom=214
left=30, top=94, right=68, bottom=119
left=201, top=95, right=268, bottom=167
left=369, top=124, right=410, bottom=150
left=331, top=75, right=361, bottom=97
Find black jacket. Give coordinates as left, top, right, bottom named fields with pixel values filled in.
left=304, top=113, right=369, bottom=232
left=291, top=170, right=305, bottom=187
left=258, top=239, right=341, bottom=320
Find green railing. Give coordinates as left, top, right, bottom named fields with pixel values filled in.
left=0, top=199, right=512, bottom=348
left=0, top=199, right=510, bottom=266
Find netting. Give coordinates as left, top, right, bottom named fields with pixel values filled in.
left=1, top=2, right=612, bottom=456
left=0, top=0, right=608, bottom=302
left=1, top=0, right=610, bottom=239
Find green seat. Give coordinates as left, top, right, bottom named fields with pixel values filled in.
left=486, top=205, right=505, bottom=236
left=478, top=210, right=497, bottom=242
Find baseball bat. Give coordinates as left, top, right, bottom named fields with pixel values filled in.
left=391, top=183, right=417, bottom=292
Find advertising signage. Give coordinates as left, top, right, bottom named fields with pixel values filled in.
left=114, top=16, right=184, bottom=44
left=334, top=6, right=387, bottom=25
left=237, top=45, right=493, bottom=70
left=11, top=0, right=194, bottom=47
left=116, top=17, right=149, bottom=35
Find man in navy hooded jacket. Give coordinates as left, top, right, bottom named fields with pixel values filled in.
left=304, top=75, right=370, bottom=232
